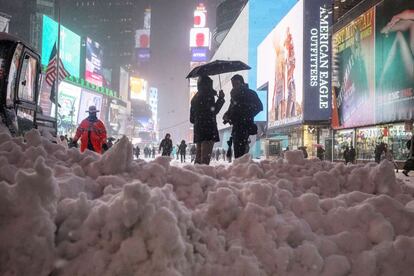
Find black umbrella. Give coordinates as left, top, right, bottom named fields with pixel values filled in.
left=186, top=60, right=251, bottom=89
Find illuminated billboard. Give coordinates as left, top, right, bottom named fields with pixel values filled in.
left=374, top=0, right=414, bottom=124
left=85, top=37, right=103, bottom=87
left=130, top=77, right=148, bottom=101
left=332, top=9, right=375, bottom=129
left=41, top=15, right=81, bottom=77
left=257, top=0, right=304, bottom=128
left=194, top=4, right=207, bottom=28
left=57, top=82, right=81, bottom=135
left=135, top=29, right=150, bottom=48
left=190, top=27, right=210, bottom=48
left=77, top=90, right=103, bottom=124
left=248, top=0, right=297, bottom=116
left=191, top=47, right=208, bottom=62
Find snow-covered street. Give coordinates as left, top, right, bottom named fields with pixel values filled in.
left=1, top=129, right=414, bottom=276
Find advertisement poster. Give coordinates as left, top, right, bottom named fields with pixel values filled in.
left=108, top=99, right=127, bottom=136
left=332, top=8, right=375, bottom=129
left=41, top=15, right=81, bottom=78
left=77, top=90, right=103, bottom=124
left=130, top=77, right=148, bottom=101
left=57, top=82, right=81, bottom=135
left=303, top=0, right=332, bottom=121
left=135, top=29, right=150, bottom=48
left=85, top=37, right=103, bottom=87
left=258, top=0, right=303, bottom=128
left=375, top=0, right=414, bottom=123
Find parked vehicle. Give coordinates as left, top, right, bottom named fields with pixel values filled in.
left=0, top=33, right=56, bottom=136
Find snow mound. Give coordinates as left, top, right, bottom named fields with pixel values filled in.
left=1, top=128, right=414, bottom=275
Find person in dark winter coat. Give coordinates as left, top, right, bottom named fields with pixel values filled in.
left=374, top=142, right=385, bottom=163
left=215, top=148, right=220, bottom=161
left=190, top=75, right=225, bottom=165
left=226, top=137, right=233, bottom=163
left=403, top=135, right=414, bottom=176
left=178, top=140, right=187, bottom=163
left=343, top=146, right=350, bottom=164
left=152, top=147, right=156, bottom=158
left=223, top=74, right=263, bottom=159
left=159, top=133, right=173, bottom=156
left=316, top=146, right=325, bottom=160
left=135, top=145, right=140, bottom=159
left=349, top=146, right=356, bottom=164
left=190, top=144, right=197, bottom=163
left=299, top=146, right=308, bottom=159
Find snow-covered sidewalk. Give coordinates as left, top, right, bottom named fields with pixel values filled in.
left=1, top=130, right=414, bottom=276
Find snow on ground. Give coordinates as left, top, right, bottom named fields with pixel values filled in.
left=1, top=129, right=414, bottom=276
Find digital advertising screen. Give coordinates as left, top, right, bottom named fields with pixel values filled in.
left=257, top=0, right=304, bottom=128
left=130, top=77, right=148, bottom=101
left=57, top=82, right=81, bottom=135
left=191, top=47, right=208, bottom=62
left=85, top=37, right=103, bottom=87
left=77, top=90, right=103, bottom=124
left=190, top=27, right=210, bottom=48
left=108, top=99, right=127, bottom=135
left=41, top=15, right=81, bottom=78
left=136, top=48, right=150, bottom=64
left=248, top=0, right=297, bottom=119
left=375, top=0, right=414, bottom=124
left=135, top=29, right=150, bottom=48
left=119, top=67, right=129, bottom=101
left=332, top=8, right=376, bottom=129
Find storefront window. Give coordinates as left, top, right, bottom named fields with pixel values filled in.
left=334, top=130, right=354, bottom=160
left=303, top=125, right=318, bottom=157
left=356, top=127, right=382, bottom=160
left=385, top=124, right=411, bottom=160
left=355, top=124, right=412, bottom=161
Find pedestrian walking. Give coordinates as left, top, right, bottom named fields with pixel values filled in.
left=402, top=135, right=414, bottom=176
left=221, top=148, right=226, bottom=161
left=299, top=146, right=308, bottom=159
left=159, top=133, right=173, bottom=156
left=72, top=106, right=107, bottom=153
left=349, top=146, right=356, bottom=164
left=374, top=142, right=385, bottom=163
left=223, top=75, right=263, bottom=159
left=343, top=146, right=350, bottom=164
left=152, top=147, right=156, bottom=158
left=190, top=75, right=225, bottom=165
left=135, top=145, right=140, bottom=159
left=190, top=144, right=197, bottom=163
left=226, top=137, right=233, bottom=163
left=316, top=146, right=325, bottom=160
left=179, top=140, right=187, bottom=163
left=215, top=148, right=220, bottom=161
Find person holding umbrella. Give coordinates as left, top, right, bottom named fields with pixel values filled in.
left=190, top=75, right=225, bottom=165
left=223, top=74, right=263, bottom=158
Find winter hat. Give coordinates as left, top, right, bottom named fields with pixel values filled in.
left=86, top=105, right=99, bottom=113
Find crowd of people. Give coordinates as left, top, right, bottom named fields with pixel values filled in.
left=60, top=74, right=413, bottom=177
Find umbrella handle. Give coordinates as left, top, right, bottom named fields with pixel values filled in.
left=219, top=74, right=222, bottom=90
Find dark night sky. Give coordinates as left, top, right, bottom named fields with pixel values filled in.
left=149, top=0, right=220, bottom=142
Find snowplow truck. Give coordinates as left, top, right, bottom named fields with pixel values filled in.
left=0, top=33, right=56, bottom=136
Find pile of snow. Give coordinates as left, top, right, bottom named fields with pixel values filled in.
left=1, top=129, right=414, bottom=276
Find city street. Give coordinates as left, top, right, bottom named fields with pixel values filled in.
left=1, top=0, right=414, bottom=275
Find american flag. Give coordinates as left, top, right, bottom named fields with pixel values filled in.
left=45, top=43, right=70, bottom=87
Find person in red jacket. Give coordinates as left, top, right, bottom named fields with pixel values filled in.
left=73, top=105, right=107, bottom=153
